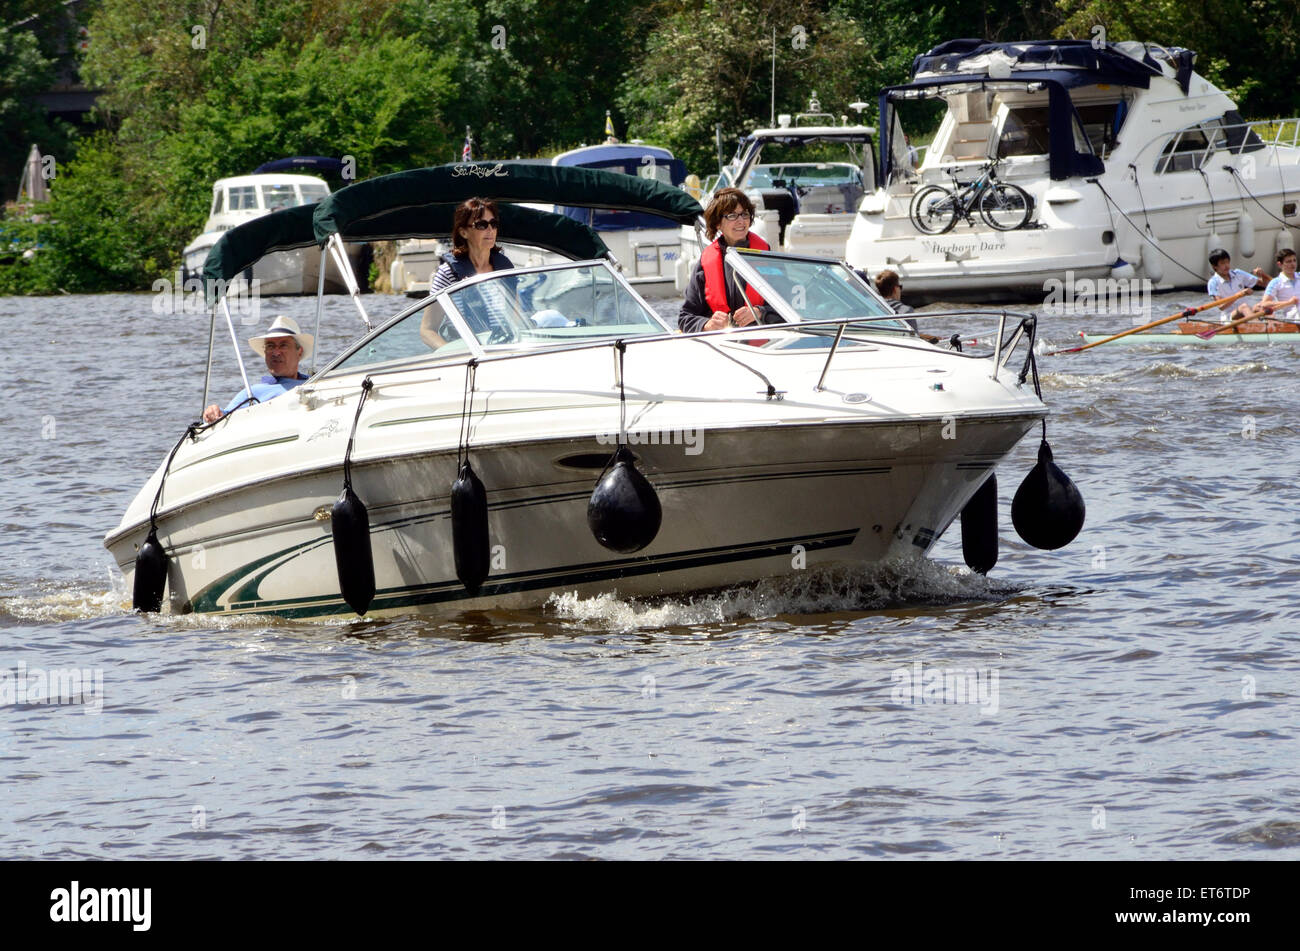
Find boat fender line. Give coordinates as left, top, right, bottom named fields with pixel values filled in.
left=1010, top=348, right=1085, bottom=551
left=960, top=472, right=999, bottom=575
left=1225, top=165, right=1296, bottom=231
left=588, top=341, right=662, bottom=553
left=451, top=360, right=490, bottom=595
left=1198, top=168, right=1226, bottom=265
left=1090, top=178, right=1203, bottom=285
left=132, top=423, right=200, bottom=612
left=332, top=377, right=377, bottom=616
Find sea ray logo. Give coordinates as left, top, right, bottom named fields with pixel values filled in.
left=890, top=661, right=999, bottom=714
left=451, top=163, right=508, bottom=178
left=49, top=882, right=151, bottom=931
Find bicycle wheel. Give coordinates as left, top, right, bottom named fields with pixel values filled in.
left=978, top=182, right=1032, bottom=231
left=910, top=185, right=959, bottom=235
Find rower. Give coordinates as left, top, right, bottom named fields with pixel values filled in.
left=1206, top=248, right=1267, bottom=322
left=1260, top=248, right=1300, bottom=322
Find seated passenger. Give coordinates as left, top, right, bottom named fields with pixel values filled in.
left=1207, top=248, right=1267, bottom=322
left=423, top=197, right=517, bottom=346
left=202, top=316, right=312, bottom=423
left=874, top=268, right=919, bottom=333
left=678, top=187, right=783, bottom=333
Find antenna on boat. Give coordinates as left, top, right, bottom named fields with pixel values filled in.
left=770, top=27, right=776, bottom=127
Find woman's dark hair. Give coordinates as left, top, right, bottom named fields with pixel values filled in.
left=451, top=197, right=500, bottom=257
left=703, top=187, right=756, bottom=241
left=875, top=269, right=901, bottom=297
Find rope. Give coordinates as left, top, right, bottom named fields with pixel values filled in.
left=1090, top=178, right=1208, bottom=283
left=148, top=423, right=202, bottom=528
left=456, top=360, right=477, bottom=469
left=1225, top=165, right=1295, bottom=229
left=342, top=377, right=374, bottom=490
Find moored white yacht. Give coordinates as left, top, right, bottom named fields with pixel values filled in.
left=182, top=158, right=362, bottom=295
left=676, top=95, right=877, bottom=290
left=848, top=39, right=1300, bottom=302
left=108, top=162, right=1082, bottom=620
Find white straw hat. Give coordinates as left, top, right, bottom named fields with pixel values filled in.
left=249, top=315, right=313, bottom=360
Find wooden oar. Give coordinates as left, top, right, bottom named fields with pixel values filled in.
left=1196, top=296, right=1299, bottom=338
left=1048, top=289, right=1250, bottom=355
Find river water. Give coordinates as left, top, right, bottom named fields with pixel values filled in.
left=1, top=287, right=1297, bottom=860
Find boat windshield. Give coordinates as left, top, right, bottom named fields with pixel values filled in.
left=325, top=262, right=669, bottom=375
left=728, top=251, right=910, bottom=332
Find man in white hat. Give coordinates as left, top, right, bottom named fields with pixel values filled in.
left=202, top=315, right=314, bottom=423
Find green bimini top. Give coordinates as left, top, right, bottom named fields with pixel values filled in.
left=203, top=162, right=702, bottom=303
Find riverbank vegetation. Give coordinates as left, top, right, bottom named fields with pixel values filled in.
left=3, top=0, right=1298, bottom=294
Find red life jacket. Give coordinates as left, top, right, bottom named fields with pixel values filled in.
left=703, top=233, right=769, bottom=314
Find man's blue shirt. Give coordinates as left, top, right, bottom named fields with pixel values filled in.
left=222, top=373, right=309, bottom=415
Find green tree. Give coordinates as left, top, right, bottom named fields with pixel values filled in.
left=1, top=0, right=78, bottom=200
left=617, top=0, right=880, bottom=174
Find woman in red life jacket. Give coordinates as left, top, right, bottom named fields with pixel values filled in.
left=678, top=187, right=779, bottom=332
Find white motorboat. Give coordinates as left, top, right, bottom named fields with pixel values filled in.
left=676, top=96, right=877, bottom=290
left=847, top=39, right=1300, bottom=302
left=108, top=162, right=1084, bottom=619
left=182, top=158, right=363, bottom=295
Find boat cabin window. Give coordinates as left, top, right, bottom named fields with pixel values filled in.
left=733, top=253, right=908, bottom=333
left=211, top=189, right=224, bottom=215
left=228, top=186, right=258, bottom=211
left=996, top=107, right=1052, bottom=157
left=1075, top=102, right=1124, bottom=156
left=300, top=183, right=329, bottom=204
left=446, top=264, right=665, bottom=350
left=1155, top=124, right=1215, bottom=173
left=323, top=264, right=668, bottom=375
left=261, top=183, right=298, bottom=212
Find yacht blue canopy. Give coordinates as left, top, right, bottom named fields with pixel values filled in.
left=879, top=40, right=1195, bottom=183
left=551, top=145, right=690, bottom=231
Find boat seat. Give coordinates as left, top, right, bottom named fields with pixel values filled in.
left=796, top=183, right=864, bottom=215
left=759, top=189, right=797, bottom=242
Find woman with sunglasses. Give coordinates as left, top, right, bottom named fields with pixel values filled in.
left=430, top=197, right=514, bottom=294
left=678, top=187, right=777, bottom=333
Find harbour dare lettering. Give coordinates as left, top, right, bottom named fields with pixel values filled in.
left=0, top=661, right=103, bottom=715
left=50, top=881, right=151, bottom=931
left=920, top=237, right=1006, bottom=255
left=890, top=661, right=999, bottom=714
left=595, top=428, right=703, bottom=455
left=451, top=163, right=508, bottom=178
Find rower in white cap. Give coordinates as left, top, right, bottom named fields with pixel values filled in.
left=202, top=315, right=314, bottom=423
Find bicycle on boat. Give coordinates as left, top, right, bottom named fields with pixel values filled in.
left=908, top=158, right=1033, bottom=234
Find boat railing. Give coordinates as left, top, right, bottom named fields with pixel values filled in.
left=1143, top=117, right=1300, bottom=174
left=299, top=306, right=1039, bottom=408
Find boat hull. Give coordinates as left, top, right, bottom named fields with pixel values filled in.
left=106, top=413, right=1038, bottom=619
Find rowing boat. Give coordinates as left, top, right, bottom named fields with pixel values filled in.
left=1076, top=318, right=1300, bottom=345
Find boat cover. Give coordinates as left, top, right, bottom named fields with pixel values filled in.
left=551, top=145, right=689, bottom=231
left=313, top=162, right=701, bottom=243
left=252, top=156, right=347, bottom=176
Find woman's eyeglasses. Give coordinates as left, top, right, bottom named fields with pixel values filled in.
left=721, top=212, right=753, bottom=221
left=471, top=218, right=500, bottom=230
